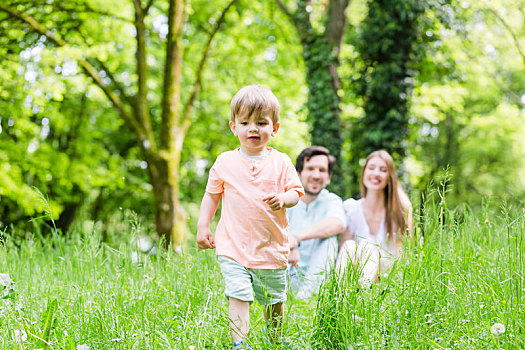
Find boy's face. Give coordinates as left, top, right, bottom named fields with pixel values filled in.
left=229, top=112, right=279, bottom=156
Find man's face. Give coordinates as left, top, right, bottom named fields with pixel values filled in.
left=298, top=155, right=331, bottom=196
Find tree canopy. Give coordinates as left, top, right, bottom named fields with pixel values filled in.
left=0, top=0, right=523, bottom=242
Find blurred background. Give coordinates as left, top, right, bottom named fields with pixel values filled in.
left=0, top=0, right=523, bottom=245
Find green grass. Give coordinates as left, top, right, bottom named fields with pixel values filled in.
left=312, top=197, right=525, bottom=349
left=0, top=228, right=314, bottom=349
left=0, top=196, right=523, bottom=349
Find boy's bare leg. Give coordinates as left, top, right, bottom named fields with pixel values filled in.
left=229, top=297, right=250, bottom=343
left=264, top=302, right=284, bottom=341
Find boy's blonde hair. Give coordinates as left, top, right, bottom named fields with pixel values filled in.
left=230, top=85, right=280, bottom=124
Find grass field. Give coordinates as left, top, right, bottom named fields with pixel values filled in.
left=0, top=195, right=523, bottom=349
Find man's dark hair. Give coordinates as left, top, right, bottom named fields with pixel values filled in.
left=295, top=146, right=336, bottom=175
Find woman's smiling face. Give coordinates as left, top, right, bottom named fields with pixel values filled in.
left=363, top=156, right=389, bottom=191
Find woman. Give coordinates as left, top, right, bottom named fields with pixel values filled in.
left=336, top=150, right=413, bottom=286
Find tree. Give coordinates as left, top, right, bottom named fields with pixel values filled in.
left=351, top=0, right=446, bottom=161
left=275, top=0, right=350, bottom=195
left=0, top=0, right=239, bottom=248
left=408, top=0, right=525, bottom=207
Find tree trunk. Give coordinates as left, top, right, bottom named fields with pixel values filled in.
left=302, top=44, right=344, bottom=195
left=0, top=0, right=238, bottom=249
left=275, top=0, right=349, bottom=196
left=147, top=146, right=186, bottom=249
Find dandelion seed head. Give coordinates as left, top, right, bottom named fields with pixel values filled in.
left=491, top=323, right=505, bottom=336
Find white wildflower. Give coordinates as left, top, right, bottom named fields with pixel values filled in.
left=0, top=273, right=13, bottom=287
left=0, top=273, right=15, bottom=298
left=350, top=314, right=363, bottom=323
left=111, top=338, right=123, bottom=342
left=132, top=235, right=153, bottom=253
left=491, top=323, right=505, bottom=336
left=77, top=344, right=90, bottom=350
left=14, top=329, right=27, bottom=342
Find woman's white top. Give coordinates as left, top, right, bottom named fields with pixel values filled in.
left=343, top=198, right=394, bottom=258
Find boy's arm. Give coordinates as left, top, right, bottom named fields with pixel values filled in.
left=196, top=192, right=221, bottom=249
left=262, top=189, right=300, bottom=211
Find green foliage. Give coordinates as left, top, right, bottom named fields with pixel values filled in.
left=351, top=0, right=451, bottom=163
left=181, top=1, right=308, bottom=204
left=407, top=0, right=525, bottom=207
left=0, top=0, right=524, bottom=238
left=302, top=35, right=344, bottom=193
left=0, top=0, right=308, bottom=238
left=0, top=55, right=146, bottom=236
left=280, top=0, right=347, bottom=195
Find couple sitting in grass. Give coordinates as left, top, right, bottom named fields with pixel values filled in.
left=287, top=147, right=413, bottom=296
left=196, top=85, right=413, bottom=349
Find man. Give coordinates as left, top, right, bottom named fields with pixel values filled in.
left=287, top=146, right=347, bottom=298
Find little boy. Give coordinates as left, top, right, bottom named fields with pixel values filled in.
left=197, top=85, right=304, bottom=349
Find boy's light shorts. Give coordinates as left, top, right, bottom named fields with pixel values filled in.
left=218, top=255, right=287, bottom=305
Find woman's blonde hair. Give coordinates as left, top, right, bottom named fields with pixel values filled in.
left=360, top=150, right=410, bottom=236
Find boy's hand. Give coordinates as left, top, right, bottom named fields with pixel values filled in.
left=197, top=227, right=216, bottom=249
left=262, top=193, right=285, bottom=211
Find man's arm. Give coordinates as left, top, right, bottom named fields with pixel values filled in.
left=289, top=216, right=345, bottom=249
left=196, top=192, right=221, bottom=249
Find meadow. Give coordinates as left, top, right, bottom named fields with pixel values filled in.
left=0, top=193, right=523, bottom=349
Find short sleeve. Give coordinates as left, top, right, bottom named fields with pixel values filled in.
left=325, top=193, right=347, bottom=229
left=343, top=198, right=359, bottom=213
left=281, top=155, right=304, bottom=197
left=343, top=198, right=361, bottom=233
left=205, top=160, right=224, bottom=194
